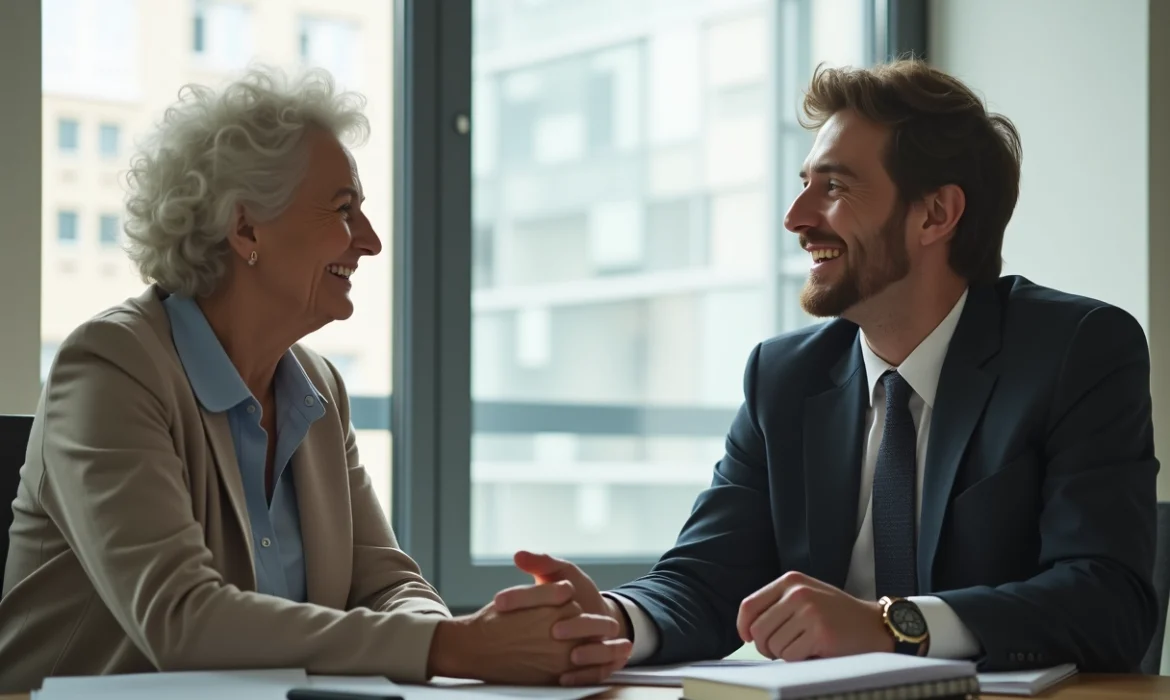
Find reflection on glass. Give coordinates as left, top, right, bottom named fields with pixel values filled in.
left=471, top=0, right=871, bottom=559
left=40, top=0, right=395, bottom=514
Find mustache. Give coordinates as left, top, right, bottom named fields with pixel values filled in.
left=799, top=230, right=845, bottom=248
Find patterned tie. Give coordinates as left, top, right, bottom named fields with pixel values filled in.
left=873, top=370, right=918, bottom=598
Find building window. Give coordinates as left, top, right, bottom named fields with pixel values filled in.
left=99, top=124, right=120, bottom=158
left=57, top=210, right=79, bottom=245
left=298, top=17, right=362, bottom=88
left=40, top=342, right=61, bottom=384
left=58, top=118, right=79, bottom=154
left=193, top=1, right=206, bottom=52
left=99, top=214, right=120, bottom=247
left=192, top=0, right=253, bottom=69
left=298, top=26, right=310, bottom=60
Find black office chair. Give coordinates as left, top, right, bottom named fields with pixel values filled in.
left=1142, top=501, right=1170, bottom=675
left=0, top=415, right=33, bottom=586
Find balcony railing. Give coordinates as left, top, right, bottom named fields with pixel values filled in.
left=350, top=396, right=736, bottom=436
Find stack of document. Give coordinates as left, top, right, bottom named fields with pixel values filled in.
left=612, top=656, right=1079, bottom=697
left=977, top=664, right=1078, bottom=696
left=679, top=653, right=978, bottom=700
left=32, top=670, right=608, bottom=700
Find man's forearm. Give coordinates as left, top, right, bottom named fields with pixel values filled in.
left=935, top=562, right=1155, bottom=672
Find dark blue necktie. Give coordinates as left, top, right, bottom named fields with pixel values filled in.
left=873, top=370, right=918, bottom=598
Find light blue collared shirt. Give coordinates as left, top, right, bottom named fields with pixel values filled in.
left=164, top=294, right=325, bottom=602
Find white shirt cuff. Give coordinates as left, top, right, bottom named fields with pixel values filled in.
left=908, top=595, right=982, bottom=659
left=605, top=592, right=660, bottom=664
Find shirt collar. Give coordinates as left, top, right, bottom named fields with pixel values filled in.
left=164, top=294, right=325, bottom=414
left=859, top=289, right=969, bottom=409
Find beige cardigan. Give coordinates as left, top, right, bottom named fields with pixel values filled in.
left=0, top=287, right=450, bottom=693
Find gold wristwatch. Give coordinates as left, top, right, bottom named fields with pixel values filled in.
left=879, top=596, right=929, bottom=655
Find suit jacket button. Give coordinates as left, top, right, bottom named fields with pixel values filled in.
left=1027, top=653, right=1036, bottom=663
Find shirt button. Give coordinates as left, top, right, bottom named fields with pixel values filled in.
left=246, top=404, right=256, bottom=414
left=304, top=396, right=315, bottom=407
left=260, top=537, right=271, bottom=548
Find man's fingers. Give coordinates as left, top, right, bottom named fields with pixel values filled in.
left=551, top=613, right=619, bottom=641
left=492, top=580, right=574, bottom=612
left=775, top=628, right=816, bottom=662
left=738, top=572, right=807, bottom=641
left=744, top=591, right=804, bottom=655
left=513, top=550, right=575, bottom=583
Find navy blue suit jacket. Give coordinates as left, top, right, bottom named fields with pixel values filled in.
left=612, top=276, right=1159, bottom=672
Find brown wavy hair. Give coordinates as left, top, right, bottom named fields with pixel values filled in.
left=800, top=58, right=1023, bottom=283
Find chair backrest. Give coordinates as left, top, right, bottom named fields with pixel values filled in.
left=0, top=415, right=33, bottom=585
left=1142, top=501, right=1170, bottom=674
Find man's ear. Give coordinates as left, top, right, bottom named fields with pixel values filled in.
left=917, top=184, right=966, bottom=247
left=224, top=203, right=258, bottom=263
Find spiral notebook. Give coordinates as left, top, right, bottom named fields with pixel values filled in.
left=681, top=653, right=978, bottom=700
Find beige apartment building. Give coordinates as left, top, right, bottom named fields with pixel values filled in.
left=40, top=0, right=394, bottom=510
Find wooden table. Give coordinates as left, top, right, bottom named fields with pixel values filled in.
left=5, top=675, right=1170, bottom=699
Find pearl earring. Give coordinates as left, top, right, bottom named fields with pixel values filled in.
left=248, top=251, right=258, bottom=266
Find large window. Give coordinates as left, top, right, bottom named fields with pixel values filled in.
left=40, top=0, right=396, bottom=514
left=403, top=0, right=891, bottom=608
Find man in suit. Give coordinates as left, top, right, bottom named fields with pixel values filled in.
left=495, top=58, right=1159, bottom=681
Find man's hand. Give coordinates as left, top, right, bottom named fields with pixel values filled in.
left=736, top=572, right=894, bottom=661
left=492, top=551, right=632, bottom=685
left=428, top=580, right=632, bottom=686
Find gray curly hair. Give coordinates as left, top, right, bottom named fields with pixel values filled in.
left=123, top=65, right=370, bottom=297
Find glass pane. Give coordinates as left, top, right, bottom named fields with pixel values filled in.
left=471, top=0, right=872, bottom=560
left=40, top=0, right=396, bottom=515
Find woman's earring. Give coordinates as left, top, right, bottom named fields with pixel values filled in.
left=248, top=251, right=258, bottom=267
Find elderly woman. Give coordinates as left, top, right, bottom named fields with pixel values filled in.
left=0, top=67, right=630, bottom=693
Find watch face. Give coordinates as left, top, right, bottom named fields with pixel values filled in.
left=889, top=601, right=927, bottom=637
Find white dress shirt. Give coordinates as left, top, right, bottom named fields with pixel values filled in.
left=612, top=290, right=982, bottom=663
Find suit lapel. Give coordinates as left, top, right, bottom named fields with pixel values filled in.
left=918, top=285, right=1002, bottom=591
left=198, top=409, right=255, bottom=576
left=804, top=337, right=867, bottom=588
left=292, top=423, right=351, bottom=609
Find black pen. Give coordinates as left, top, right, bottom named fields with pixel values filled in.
left=287, top=689, right=405, bottom=700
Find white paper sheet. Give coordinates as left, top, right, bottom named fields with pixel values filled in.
left=405, top=679, right=607, bottom=700
left=37, top=669, right=308, bottom=700
left=34, top=670, right=606, bottom=700
left=977, top=664, right=1078, bottom=696
left=306, top=675, right=405, bottom=693
left=608, top=658, right=781, bottom=686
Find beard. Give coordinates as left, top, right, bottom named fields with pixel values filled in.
left=798, top=201, right=911, bottom=318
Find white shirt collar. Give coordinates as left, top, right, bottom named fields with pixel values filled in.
left=859, top=289, right=969, bottom=409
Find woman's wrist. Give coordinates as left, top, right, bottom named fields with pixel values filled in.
left=428, top=617, right=477, bottom=678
